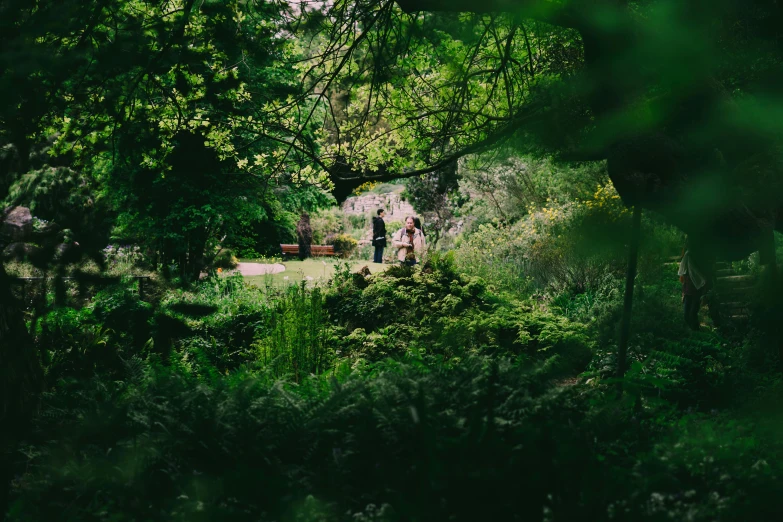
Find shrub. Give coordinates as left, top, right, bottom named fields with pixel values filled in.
left=213, top=248, right=239, bottom=269
left=10, top=357, right=602, bottom=522
left=613, top=411, right=783, bottom=522
left=311, top=208, right=344, bottom=244
left=455, top=181, right=681, bottom=298
left=453, top=221, right=533, bottom=294
left=102, top=244, right=149, bottom=275
left=351, top=180, right=378, bottom=194
left=432, top=305, right=527, bottom=359
left=384, top=220, right=403, bottom=235
left=160, top=274, right=264, bottom=353
left=516, top=310, right=595, bottom=374
left=325, top=251, right=592, bottom=367
left=326, top=252, right=478, bottom=335
left=346, top=213, right=368, bottom=232
left=371, top=183, right=398, bottom=194
left=326, top=233, right=358, bottom=258
left=253, top=283, right=333, bottom=382
left=89, top=284, right=153, bottom=348
left=36, top=308, right=118, bottom=381
left=356, top=242, right=374, bottom=262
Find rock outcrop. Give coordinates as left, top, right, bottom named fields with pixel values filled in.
left=1, top=206, right=33, bottom=242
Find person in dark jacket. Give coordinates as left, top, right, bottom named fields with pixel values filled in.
left=371, top=209, right=387, bottom=263
left=413, top=217, right=424, bottom=237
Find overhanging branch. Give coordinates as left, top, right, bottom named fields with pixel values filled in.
left=395, top=0, right=580, bottom=29
left=329, top=102, right=549, bottom=200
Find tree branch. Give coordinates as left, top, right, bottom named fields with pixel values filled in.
left=329, top=101, right=547, bottom=201
left=395, top=0, right=580, bottom=29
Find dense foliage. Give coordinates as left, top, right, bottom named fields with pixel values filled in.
left=1, top=0, right=335, bottom=277
left=4, top=251, right=783, bottom=521
left=3, top=1, right=783, bottom=520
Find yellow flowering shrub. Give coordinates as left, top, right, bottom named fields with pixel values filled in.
left=352, top=181, right=378, bottom=195
left=457, top=181, right=633, bottom=294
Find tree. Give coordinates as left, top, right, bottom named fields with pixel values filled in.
left=2, top=0, right=333, bottom=278
left=0, top=2, right=331, bottom=502
left=0, top=0, right=113, bottom=472
left=403, top=162, right=463, bottom=248
left=286, top=0, right=783, bottom=262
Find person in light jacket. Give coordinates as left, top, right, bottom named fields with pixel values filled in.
left=678, top=238, right=708, bottom=331
left=392, top=216, right=426, bottom=266
left=371, top=209, right=387, bottom=263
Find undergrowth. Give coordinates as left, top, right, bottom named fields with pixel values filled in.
left=5, top=252, right=783, bottom=521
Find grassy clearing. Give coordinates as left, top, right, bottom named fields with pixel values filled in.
left=239, top=258, right=390, bottom=287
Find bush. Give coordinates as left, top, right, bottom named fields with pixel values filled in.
left=311, top=208, right=344, bottom=244
left=327, top=252, right=473, bottom=333
left=160, top=274, right=264, bottom=355
left=456, top=181, right=679, bottom=298
left=36, top=308, right=117, bottom=381
left=89, top=284, right=153, bottom=348
left=384, top=220, right=403, bottom=235
left=612, top=411, right=783, bottom=522
left=516, top=309, right=595, bottom=374
left=15, top=355, right=783, bottom=522
left=346, top=213, right=368, bottom=232
left=371, top=183, right=398, bottom=194
left=325, top=251, right=591, bottom=368
left=432, top=305, right=528, bottom=358
left=453, top=222, right=533, bottom=294
left=13, top=211, right=783, bottom=522
left=326, top=233, right=358, bottom=258
left=253, top=283, right=333, bottom=382
left=213, top=248, right=239, bottom=269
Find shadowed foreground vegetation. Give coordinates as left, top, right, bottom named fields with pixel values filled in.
left=4, top=253, right=783, bottom=521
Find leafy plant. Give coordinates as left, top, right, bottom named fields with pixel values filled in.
left=326, top=233, right=358, bottom=259
left=213, top=248, right=239, bottom=269
left=254, top=282, right=332, bottom=382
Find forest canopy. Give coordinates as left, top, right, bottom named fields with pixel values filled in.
left=284, top=0, right=783, bottom=258
left=3, top=0, right=782, bottom=259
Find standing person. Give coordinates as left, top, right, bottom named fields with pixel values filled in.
left=392, top=216, right=426, bottom=266
left=296, top=212, right=312, bottom=261
left=679, top=239, right=707, bottom=330
left=372, top=209, right=387, bottom=263
left=413, top=217, right=424, bottom=237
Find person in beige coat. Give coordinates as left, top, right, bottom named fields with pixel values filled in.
left=392, top=216, right=426, bottom=265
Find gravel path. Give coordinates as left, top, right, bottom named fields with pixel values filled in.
left=233, top=262, right=286, bottom=276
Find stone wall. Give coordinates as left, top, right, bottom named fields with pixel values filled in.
left=342, top=191, right=466, bottom=243
left=341, top=191, right=415, bottom=220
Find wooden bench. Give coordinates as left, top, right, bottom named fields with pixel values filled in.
left=280, top=244, right=336, bottom=258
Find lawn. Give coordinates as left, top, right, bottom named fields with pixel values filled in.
left=240, top=258, right=390, bottom=287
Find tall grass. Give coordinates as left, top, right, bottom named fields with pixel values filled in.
left=255, top=281, right=331, bottom=382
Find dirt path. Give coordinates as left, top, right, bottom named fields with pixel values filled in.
left=232, top=262, right=286, bottom=276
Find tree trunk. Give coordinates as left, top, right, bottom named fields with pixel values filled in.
left=185, top=232, right=208, bottom=282
left=0, top=262, right=42, bottom=420
left=0, top=261, right=42, bottom=519
left=760, top=226, right=777, bottom=280
left=616, top=206, right=641, bottom=382
left=758, top=227, right=782, bottom=366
